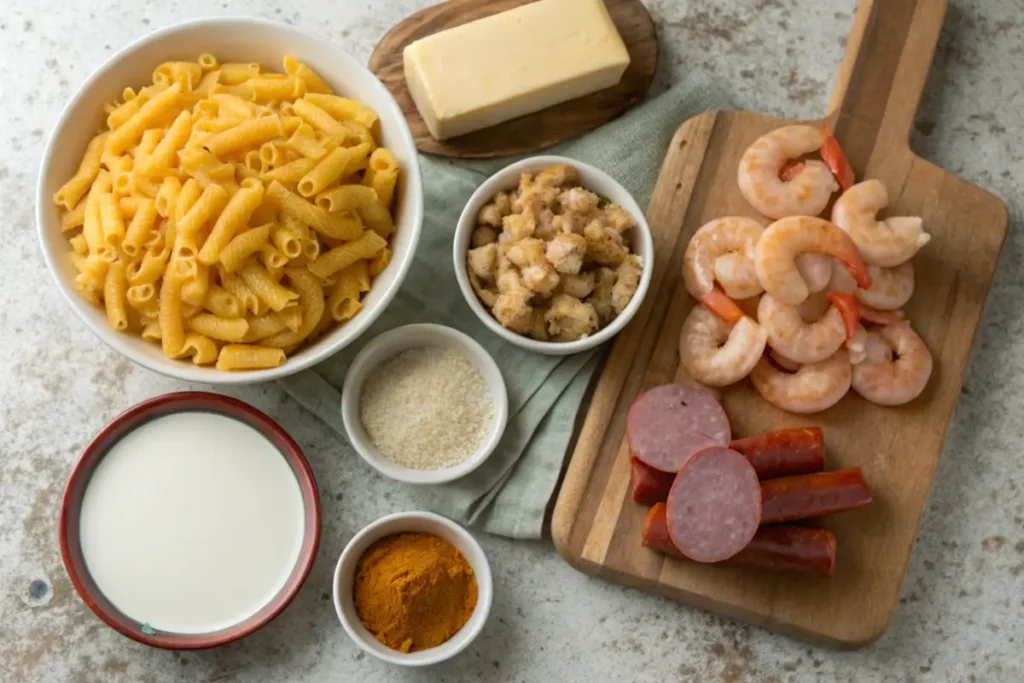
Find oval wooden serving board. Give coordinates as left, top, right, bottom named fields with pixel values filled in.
left=552, top=0, right=1008, bottom=649
left=368, top=0, right=658, bottom=158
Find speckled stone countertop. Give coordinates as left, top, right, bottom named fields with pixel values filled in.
left=2, top=1, right=1022, bottom=681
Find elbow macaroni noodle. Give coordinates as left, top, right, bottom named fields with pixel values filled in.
left=53, top=54, right=398, bottom=371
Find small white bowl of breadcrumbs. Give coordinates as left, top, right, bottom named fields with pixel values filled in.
left=341, top=324, right=508, bottom=484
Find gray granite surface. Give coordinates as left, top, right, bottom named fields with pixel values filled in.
left=1, top=0, right=1022, bottom=681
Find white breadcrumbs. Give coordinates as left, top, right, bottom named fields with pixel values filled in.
left=359, top=347, right=495, bottom=470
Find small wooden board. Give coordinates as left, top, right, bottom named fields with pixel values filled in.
left=368, top=0, right=658, bottom=158
left=552, top=0, right=1007, bottom=649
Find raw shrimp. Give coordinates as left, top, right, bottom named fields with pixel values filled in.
left=737, top=125, right=840, bottom=219
left=749, top=348, right=852, bottom=414
left=679, top=304, right=767, bottom=387
left=684, top=217, right=765, bottom=314
left=831, top=179, right=930, bottom=267
left=754, top=216, right=871, bottom=306
left=757, top=293, right=846, bottom=364
left=851, top=324, right=932, bottom=406
left=830, top=259, right=914, bottom=311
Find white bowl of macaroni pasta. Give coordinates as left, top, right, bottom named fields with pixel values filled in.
left=36, top=18, right=423, bottom=384
left=454, top=156, right=653, bottom=355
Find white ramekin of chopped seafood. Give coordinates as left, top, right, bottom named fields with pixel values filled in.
left=340, top=323, right=508, bottom=484
left=453, top=156, right=653, bottom=355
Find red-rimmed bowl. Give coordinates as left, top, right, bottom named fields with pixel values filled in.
left=59, top=392, right=321, bottom=649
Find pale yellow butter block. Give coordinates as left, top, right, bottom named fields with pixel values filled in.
left=403, top=0, right=631, bottom=141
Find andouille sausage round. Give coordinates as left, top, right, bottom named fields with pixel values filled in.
left=641, top=503, right=837, bottom=577
left=665, top=447, right=761, bottom=563
left=626, top=384, right=731, bottom=473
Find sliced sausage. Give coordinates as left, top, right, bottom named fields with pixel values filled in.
left=626, top=384, right=731, bottom=473
left=631, top=427, right=824, bottom=505
left=760, top=468, right=872, bottom=524
left=729, top=427, right=826, bottom=479
left=642, top=503, right=837, bottom=577
left=630, top=454, right=675, bottom=505
left=665, top=447, right=761, bottom=563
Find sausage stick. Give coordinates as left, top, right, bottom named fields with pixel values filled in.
left=729, top=427, right=825, bottom=479
left=642, top=503, right=838, bottom=577
left=630, top=454, right=675, bottom=505
left=760, top=467, right=872, bottom=524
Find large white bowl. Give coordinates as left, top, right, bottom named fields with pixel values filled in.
left=453, top=156, right=653, bottom=355
left=36, top=18, right=423, bottom=385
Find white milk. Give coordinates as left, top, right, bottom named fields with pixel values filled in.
left=79, top=411, right=306, bottom=634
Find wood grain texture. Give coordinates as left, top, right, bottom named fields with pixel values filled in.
left=368, top=0, right=657, bottom=158
left=551, top=0, right=1008, bottom=649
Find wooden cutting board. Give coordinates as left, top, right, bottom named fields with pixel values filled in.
left=551, top=0, right=1007, bottom=649
left=368, top=0, right=657, bottom=158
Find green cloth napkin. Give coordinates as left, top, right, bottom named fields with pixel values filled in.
left=278, top=77, right=731, bottom=539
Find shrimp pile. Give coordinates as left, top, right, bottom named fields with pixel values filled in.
left=679, top=124, right=933, bottom=413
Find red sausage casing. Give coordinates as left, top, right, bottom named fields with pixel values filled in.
left=642, top=503, right=837, bottom=577
left=626, top=384, right=730, bottom=473
left=729, top=427, right=825, bottom=479
left=760, top=468, right=872, bottom=524
left=665, top=447, right=761, bottom=563
left=630, top=454, right=675, bottom=505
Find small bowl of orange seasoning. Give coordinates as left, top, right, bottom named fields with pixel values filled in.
left=333, top=511, right=493, bottom=665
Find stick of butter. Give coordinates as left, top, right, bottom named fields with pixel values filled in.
left=403, top=0, right=631, bottom=141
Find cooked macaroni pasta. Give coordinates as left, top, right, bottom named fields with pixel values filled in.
left=54, top=54, right=400, bottom=371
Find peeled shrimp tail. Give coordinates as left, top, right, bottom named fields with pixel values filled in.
left=825, top=291, right=859, bottom=339
left=699, top=285, right=745, bottom=324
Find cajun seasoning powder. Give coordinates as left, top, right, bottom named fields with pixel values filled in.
left=354, top=532, right=478, bottom=652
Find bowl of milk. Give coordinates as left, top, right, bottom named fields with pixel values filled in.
left=59, top=392, right=320, bottom=649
